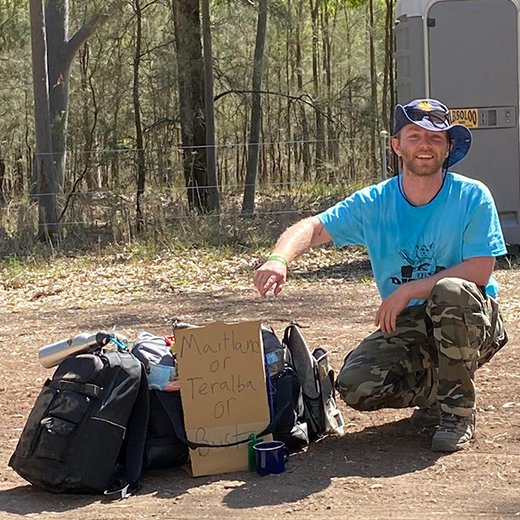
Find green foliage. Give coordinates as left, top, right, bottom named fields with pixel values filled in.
left=0, top=0, right=31, bottom=50
left=267, top=0, right=291, bottom=27
left=360, top=274, right=373, bottom=284
left=0, top=0, right=394, bottom=250
left=344, top=0, right=369, bottom=8
left=5, top=254, right=23, bottom=279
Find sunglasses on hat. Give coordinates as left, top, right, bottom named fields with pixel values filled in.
left=404, top=107, right=451, bottom=128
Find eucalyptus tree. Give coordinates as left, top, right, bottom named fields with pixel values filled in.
left=29, top=0, right=123, bottom=236
left=29, top=0, right=58, bottom=238
left=242, top=0, right=268, bottom=215
left=294, top=0, right=311, bottom=180
left=309, top=0, right=326, bottom=177
left=171, top=0, right=208, bottom=213
left=368, top=0, right=378, bottom=172
left=44, top=0, right=123, bottom=190
left=134, top=0, right=146, bottom=230
left=202, top=0, right=220, bottom=214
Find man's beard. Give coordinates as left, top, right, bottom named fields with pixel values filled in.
left=400, top=150, right=446, bottom=177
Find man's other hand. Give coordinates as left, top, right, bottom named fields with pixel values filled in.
left=375, top=284, right=413, bottom=333
left=253, top=260, right=287, bottom=298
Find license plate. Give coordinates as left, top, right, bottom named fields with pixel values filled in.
left=449, top=108, right=479, bottom=128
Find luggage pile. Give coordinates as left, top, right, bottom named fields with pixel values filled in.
left=9, top=322, right=344, bottom=496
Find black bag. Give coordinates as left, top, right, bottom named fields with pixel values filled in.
left=133, top=323, right=343, bottom=468
left=144, top=390, right=189, bottom=469
left=131, top=332, right=188, bottom=470
left=283, top=322, right=344, bottom=440
left=9, top=349, right=149, bottom=495
left=261, top=325, right=309, bottom=450
left=269, top=367, right=309, bottom=449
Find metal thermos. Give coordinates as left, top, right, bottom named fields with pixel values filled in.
left=172, top=318, right=201, bottom=330
left=38, top=331, right=111, bottom=369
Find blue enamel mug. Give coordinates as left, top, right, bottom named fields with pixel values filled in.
left=253, top=441, right=289, bottom=476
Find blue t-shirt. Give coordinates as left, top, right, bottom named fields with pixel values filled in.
left=317, top=172, right=507, bottom=304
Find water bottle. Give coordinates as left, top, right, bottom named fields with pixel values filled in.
left=171, top=318, right=201, bottom=330
left=38, top=331, right=111, bottom=369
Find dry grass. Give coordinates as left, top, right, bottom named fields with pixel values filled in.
left=0, top=180, right=371, bottom=261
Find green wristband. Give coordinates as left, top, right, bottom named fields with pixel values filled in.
left=267, top=254, right=289, bottom=268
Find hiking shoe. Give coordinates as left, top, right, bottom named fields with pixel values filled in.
left=431, top=412, right=476, bottom=452
left=410, top=405, right=441, bottom=428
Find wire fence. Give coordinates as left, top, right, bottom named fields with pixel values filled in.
left=0, top=136, right=393, bottom=252
left=30, top=137, right=365, bottom=156
left=0, top=191, right=323, bottom=255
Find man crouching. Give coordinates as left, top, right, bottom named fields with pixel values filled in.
left=253, top=98, right=508, bottom=452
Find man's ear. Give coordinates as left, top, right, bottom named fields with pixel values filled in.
left=391, top=137, right=401, bottom=157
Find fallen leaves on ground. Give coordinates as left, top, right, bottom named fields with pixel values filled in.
left=0, top=247, right=370, bottom=313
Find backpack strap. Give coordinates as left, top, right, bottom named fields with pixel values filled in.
left=120, top=362, right=150, bottom=493
left=48, top=379, right=101, bottom=398
left=283, top=322, right=320, bottom=399
left=154, top=391, right=192, bottom=445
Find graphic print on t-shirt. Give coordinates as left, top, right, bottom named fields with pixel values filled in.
left=391, top=243, right=445, bottom=285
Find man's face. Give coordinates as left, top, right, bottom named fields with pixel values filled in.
left=391, top=124, right=450, bottom=177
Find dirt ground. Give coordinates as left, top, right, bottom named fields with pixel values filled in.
left=0, top=250, right=519, bottom=519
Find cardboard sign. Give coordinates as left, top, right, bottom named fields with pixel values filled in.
left=175, top=321, right=271, bottom=476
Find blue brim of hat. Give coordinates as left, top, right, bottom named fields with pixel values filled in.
left=394, top=105, right=472, bottom=168
left=445, top=125, right=472, bottom=168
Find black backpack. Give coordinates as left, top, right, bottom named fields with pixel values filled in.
left=144, top=390, right=190, bottom=469
left=262, top=325, right=309, bottom=450
left=282, top=322, right=345, bottom=441
left=9, top=348, right=149, bottom=495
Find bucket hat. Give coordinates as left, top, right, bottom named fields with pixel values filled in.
left=394, top=98, right=472, bottom=168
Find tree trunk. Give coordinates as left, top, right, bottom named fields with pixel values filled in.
left=286, top=0, right=292, bottom=188
left=44, top=0, right=122, bottom=191
left=45, top=0, right=69, bottom=191
left=134, top=0, right=146, bottom=232
left=172, top=0, right=208, bottom=213
left=382, top=0, right=396, bottom=177
left=79, top=42, right=97, bottom=191
left=296, top=0, right=311, bottom=181
left=382, top=0, right=394, bottom=130
left=29, top=0, right=59, bottom=240
left=23, top=90, right=32, bottom=196
left=242, top=0, right=268, bottom=215
left=201, top=0, right=220, bottom=213
left=368, top=0, right=379, bottom=174
left=111, top=40, right=124, bottom=191
left=0, top=142, right=6, bottom=204
left=343, top=5, right=354, bottom=180
left=389, top=12, right=395, bottom=135
left=310, top=0, right=325, bottom=179
left=322, top=3, right=339, bottom=178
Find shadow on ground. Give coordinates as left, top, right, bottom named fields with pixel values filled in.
left=290, top=258, right=373, bottom=281
left=0, top=417, right=442, bottom=514
left=222, top=417, right=441, bottom=509
left=0, top=465, right=213, bottom=515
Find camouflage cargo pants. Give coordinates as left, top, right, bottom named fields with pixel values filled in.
left=336, top=277, right=508, bottom=417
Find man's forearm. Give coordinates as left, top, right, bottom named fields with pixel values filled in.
left=401, top=256, right=495, bottom=301
left=271, top=216, right=332, bottom=262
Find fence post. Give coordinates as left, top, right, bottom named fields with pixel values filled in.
left=380, top=130, right=389, bottom=180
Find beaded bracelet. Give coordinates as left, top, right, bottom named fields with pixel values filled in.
left=267, top=254, right=289, bottom=268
